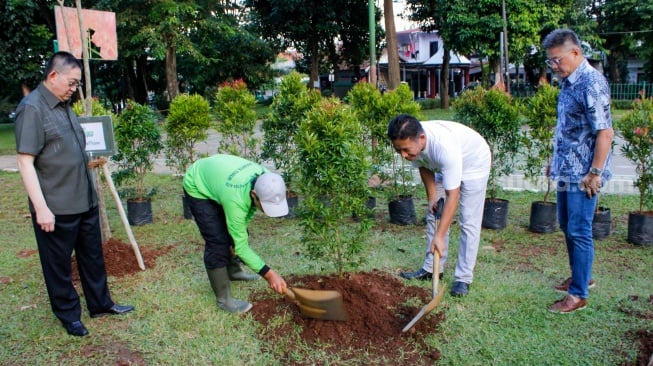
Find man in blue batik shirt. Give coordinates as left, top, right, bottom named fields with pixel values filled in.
left=543, top=29, right=614, bottom=314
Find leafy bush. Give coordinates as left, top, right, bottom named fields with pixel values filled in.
left=112, top=100, right=163, bottom=200
left=617, top=96, right=653, bottom=212
left=519, top=84, right=559, bottom=202
left=294, top=97, right=371, bottom=276
left=164, top=94, right=212, bottom=175
left=453, top=87, right=521, bottom=199
left=213, top=79, right=259, bottom=161
left=612, top=99, right=635, bottom=110
left=348, top=83, right=420, bottom=199
left=260, top=71, right=322, bottom=191
left=72, top=97, right=113, bottom=117
left=416, top=97, right=441, bottom=110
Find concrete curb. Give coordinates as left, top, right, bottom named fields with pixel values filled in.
left=1, top=154, right=638, bottom=195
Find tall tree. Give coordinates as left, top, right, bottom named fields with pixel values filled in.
left=593, top=0, right=653, bottom=83
left=384, top=0, right=401, bottom=90
left=406, top=0, right=571, bottom=107
left=245, top=0, right=381, bottom=88
left=1, top=0, right=56, bottom=102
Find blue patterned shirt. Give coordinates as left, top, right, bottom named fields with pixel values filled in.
left=550, top=59, right=612, bottom=183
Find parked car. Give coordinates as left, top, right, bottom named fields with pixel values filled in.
left=1, top=110, right=15, bottom=124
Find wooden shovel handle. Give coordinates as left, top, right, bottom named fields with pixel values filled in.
left=283, top=288, right=296, bottom=301
left=432, top=251, right=440, bottom=298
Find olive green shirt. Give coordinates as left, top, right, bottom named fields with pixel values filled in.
left=14, top=83, right=96, bottom=214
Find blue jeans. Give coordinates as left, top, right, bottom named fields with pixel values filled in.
left=557, top=181, right=597, bottom=299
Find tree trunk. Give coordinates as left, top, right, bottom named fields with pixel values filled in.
left=440, top=47, right=451, bottom=109
left=490, top=59, right=504, bottom=91
left=310, top=40, right=319, bottom=89
left=126, top=56, right=149, bottom=105
left=166, top=46, right=179, bottom=101
left=384, top=0, right=400, bottom=90
left=607, top=53, right=622, bottom=83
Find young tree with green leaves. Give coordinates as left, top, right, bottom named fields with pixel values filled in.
left=453, top=87, right=520, bottom=200
left=214, top=79, right=259, bottom=162
left=294, top=97, right=371, bottom=276
left=164, top=93, right=212, bottom=175
left=520, top=83, right=559, bottom=202
left=260, top=71, right=322, bottom=192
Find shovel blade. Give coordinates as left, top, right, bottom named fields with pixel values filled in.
left=285, top=287, right=348, bottom=321
left=401, top=284, right=446, bottom=333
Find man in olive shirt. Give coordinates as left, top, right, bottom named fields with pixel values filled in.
left=15, top=52, right=133, bottom=337
left=183, top=154, right=288, bottom=313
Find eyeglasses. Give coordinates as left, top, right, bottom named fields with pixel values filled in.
left=545, top=50, right=571, bottom=67
left=67, top=80, right=83, bottom=89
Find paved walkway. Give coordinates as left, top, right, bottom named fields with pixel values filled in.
left=1, top=131, right=639, bottom=195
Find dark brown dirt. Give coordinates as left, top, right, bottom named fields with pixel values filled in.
left=620, top=328, right=653, bottom=366
left=71, top=237, right=174, bottom=280
left=65, top=238, right=651, bottom=365
left=249, top=270, right=444, bottom=365
left=619, top=295, right=653, bottom=366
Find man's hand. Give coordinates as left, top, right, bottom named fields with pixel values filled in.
left=35, top=207, right=55, bottom=232
left=430, top=235, right=446, bottom=257
left=427, top=199, right=439, bottom=215
left=580, top=173, right=602, bottom=198
left=264, top=269, right=287, bottom=294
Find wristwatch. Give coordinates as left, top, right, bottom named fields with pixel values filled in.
left=589, top=167, right=602, bottom=176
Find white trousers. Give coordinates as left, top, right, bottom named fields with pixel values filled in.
left=421, top=174, right=488, bottom=284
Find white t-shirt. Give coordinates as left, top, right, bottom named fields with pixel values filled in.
left=411, top=120, right=491, bottom=190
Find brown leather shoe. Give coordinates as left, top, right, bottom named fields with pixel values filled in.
left=554, top=277, right=596, bottom=293
left=549, top=295, right=587, bottom=313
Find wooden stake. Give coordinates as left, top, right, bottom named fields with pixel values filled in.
left=91, top=158, right=146, bottom=270
left=91, top=159, right=111, bottom=241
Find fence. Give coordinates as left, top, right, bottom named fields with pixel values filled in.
left=507, top=82, right=653, bottom=101
left=610, top=82, right=652, bottom=101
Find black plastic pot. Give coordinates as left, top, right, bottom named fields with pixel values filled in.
left=627, top=211, right=653, bottom=245
left=592, top=207, right=611, bottom=240
left=388, top=195, right=416, bottom=225
left=182, top=195, right=193, bottom=219
left=528, top=201, right=557, bottom=233
left=482, top=198, right=509, bottom=230
left=353, top=196, right=377, bottom=221
left=127, top=198, right=153, bottom=225
left=365, top=196, right=377, bottom=218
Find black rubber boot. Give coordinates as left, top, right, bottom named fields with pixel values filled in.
left=206, top=267, right=253, bottom=314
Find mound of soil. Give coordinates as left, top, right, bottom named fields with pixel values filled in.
left=72, top=238, right=173, bottom=280
left=250, top=270, right=444, bottom=364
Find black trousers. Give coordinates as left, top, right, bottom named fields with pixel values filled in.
left=184, top=190, right=233, bottom=270
left=32, top=205, right=113, bottom=324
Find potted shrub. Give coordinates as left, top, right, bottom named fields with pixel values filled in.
left=112, top=100, right=164, bottom=225
left=453, top=87, right=521, bottom=230
left=293, top=97, right=371, bottom=275
left=164, top=93, right=212, bottom=219
left=618, top=95, right=653, bottom=245
left=213, top=79, right=259, bottom=162
left=348, top=82, right=421, bottom=225
left=260, top=71, right=322, bottom=217
left=520, top=83, right=558, bottom=233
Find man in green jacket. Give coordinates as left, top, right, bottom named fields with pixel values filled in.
left=183, top=154, right=288, bottom=313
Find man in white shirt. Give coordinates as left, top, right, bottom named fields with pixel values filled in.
left=388, top=114, right=491, bottom=296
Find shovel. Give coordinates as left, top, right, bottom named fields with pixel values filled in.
left=402, top=198, right=446, bottom=333
left=284, top=287, right=349, bottom=321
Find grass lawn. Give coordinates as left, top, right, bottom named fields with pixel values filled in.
left=0, top=123, right=15, bottom=155
left=0, top=171, right=651, bottom=365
